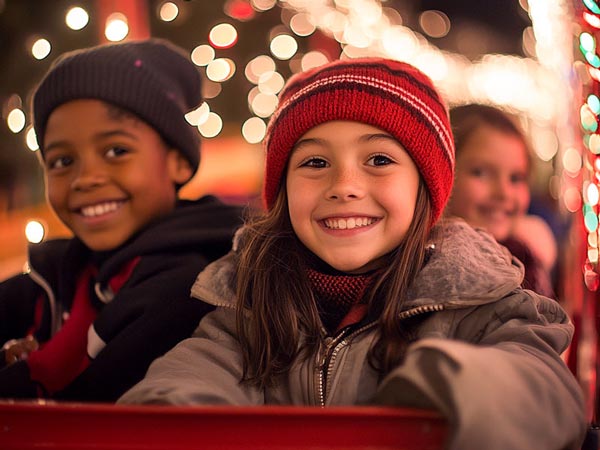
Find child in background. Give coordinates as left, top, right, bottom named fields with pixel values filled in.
left=119, top=58, right=585, bottom=449
left=446, top=103, right=556, bottom=297
left=0, top=39, right=243, bottom=401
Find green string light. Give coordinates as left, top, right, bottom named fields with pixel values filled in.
left=588, top=94, right=600, bottom=114
left=584, top=0, right=600, bottom=15
left=581, top=32, right=596, bottom=52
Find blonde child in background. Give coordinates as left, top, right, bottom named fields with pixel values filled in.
left=120, top=58, right=585, bottom=450
left=447, top=103, right=557, bottom=297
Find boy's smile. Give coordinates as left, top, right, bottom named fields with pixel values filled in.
left=42, top=99, right=192, bottom=251
left=286, top=121, right=419, bottom=274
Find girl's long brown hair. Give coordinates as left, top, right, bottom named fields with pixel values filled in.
left=236, top=179, right=433, bottom=388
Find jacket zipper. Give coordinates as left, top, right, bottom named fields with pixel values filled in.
left=398, top=303, right=444, bottom=319
left=317, top=322, right=376, bottom=406
left=26, top=263, right=61, bottom=336
left=316, top=303, right=445, bottom=406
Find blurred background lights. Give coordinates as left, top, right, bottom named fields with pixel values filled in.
left=564, top=186, right=582, bottom=213
left=250, top=0, right=276, bottom=12
left=419, top=10, right=451, bottom=38
left=247, top=86, right=260, bottom=108
left=270, top=34, right=298, bottom=60
left=241, top=117, right=266, bottom=144
left=584, top=0, right=600, bottom=14
left=26, top=127, right=39, bottom=151
left=245, top=55, right=276, bottom=84
left=224, top=0, right=256, bottom=21
left=586, top=50, right=600, bottom=68
left=185, top=102, right=211, bottom=127
left=209, top=23, right=238, bottom=49
left=589, top=248, right=599, bottom=264
left=159, top=2, right=179, bottom=22
left=206, top=58, right=236, bottom=82
left=250, top=92, right=278, bottom=117
left=65, top=7, right=89, bottom=31
left=7, top=108, right=25, bottom=133
left=588, top=94, right=600, bottom=114
left=584, top=11, right=600, bottom=28
left=105, top=12, right=129, bottom=42
left=300, top=51, right=329, bottom=71
left=197, top=112, right=223, bottom=138
left=202, top=79, right=222, bottom=99
left=531, top=128, right=559, bottom=161
left=589, top=230, right=598, bottom=248
left=290, top=13, right=316, bottom=36
left=585, top=206, right=599, bottom=232
left=257, top=71, right=284, bottom=95
left=590, top=133, right=600, bottom=154
left=344, top=26, right=373, bottom=48
left=587, top=182, right=600, bottom=206
left=25, top=220, right=45, bottom=244
left=563, top=147, right=583, bottom=174
left=582, top=31, right=598, bottom=51
left=522, top=27, right=537, bottom=57
left=581, top=104, right=598, bottom=132
left=191, top=44, right=215, bottom=66
left=31, top=38, right=51, bottom=60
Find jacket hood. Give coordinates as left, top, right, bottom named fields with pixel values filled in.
left=192, top=218, right=524, bottom=313
left=406, top=218, right=524, bottom=310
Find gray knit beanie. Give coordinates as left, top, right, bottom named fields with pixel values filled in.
left=32, top=38, right=202, bottom=173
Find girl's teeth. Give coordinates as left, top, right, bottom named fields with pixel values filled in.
left=324, top=217, right=373, bottom=230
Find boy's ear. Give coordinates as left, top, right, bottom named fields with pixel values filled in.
left=166, top=148, right=194, bottom=185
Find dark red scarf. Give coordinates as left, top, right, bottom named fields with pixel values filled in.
left=306, top=268, right=377, bottom=333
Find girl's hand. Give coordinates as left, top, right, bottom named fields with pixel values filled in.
left=3, top=336, right=39, bottom=365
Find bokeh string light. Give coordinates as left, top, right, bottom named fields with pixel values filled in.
left=579, top=0, right=600, bottom=291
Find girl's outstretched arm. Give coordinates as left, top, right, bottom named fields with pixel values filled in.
left=371, top=292, right=586, bottom=450
left=118, top=306, right=263, bottom=405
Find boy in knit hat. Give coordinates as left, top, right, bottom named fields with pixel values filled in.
left=0, top=38, right=243, bottom=402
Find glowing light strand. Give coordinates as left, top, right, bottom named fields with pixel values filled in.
left=579, top=0, right=600, bottom=290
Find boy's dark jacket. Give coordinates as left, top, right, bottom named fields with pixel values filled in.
left=0, top=196, right=243, bottom=402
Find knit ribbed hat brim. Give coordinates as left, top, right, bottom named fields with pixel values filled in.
left=33, top=38, right=202, bottom=174
left=263, top=58, right=455, bottom=225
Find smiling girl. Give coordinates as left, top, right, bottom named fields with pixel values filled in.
left=120, top=58, right=585, bottom=450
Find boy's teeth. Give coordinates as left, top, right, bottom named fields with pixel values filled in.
left=81, top=202, right=120, bottom=218
left=324, top=217, right=374, bottom=230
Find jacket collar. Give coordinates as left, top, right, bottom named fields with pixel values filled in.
left=191, top=218, right=524, bottom=313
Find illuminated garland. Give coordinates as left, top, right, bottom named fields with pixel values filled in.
left=580, top=0, right=600, bottom=290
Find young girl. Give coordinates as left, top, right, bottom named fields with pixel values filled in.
left=119, top=58, right=585, bottom=449
left=446, top=103, right=557, bottom=297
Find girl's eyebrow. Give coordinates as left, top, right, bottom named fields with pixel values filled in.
left=292, top=137, right=326, bottom=153
left=291, top=132, right=399, bottom=154
left=361, top=133, right=398, bottom=143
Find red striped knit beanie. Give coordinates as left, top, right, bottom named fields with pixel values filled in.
left=263, top=57, right=455, bottom=226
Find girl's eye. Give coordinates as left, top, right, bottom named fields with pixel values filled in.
left=47, top=155, right=73, bottom=170
left=106, top=146, right=129, bottom=158
left=469, top=167, right=488, bottom=178
left=300, top=157, right=328, bottom=168
left=510, top=173, right=527, bottom=184
left=367, top=154, right=393, bottom=166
